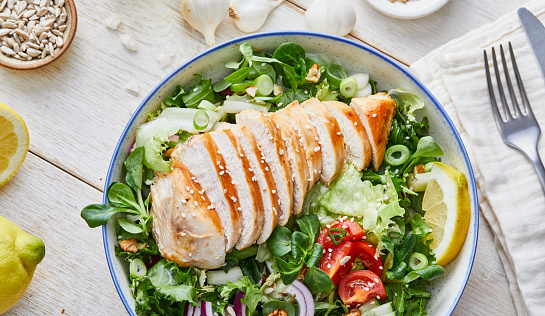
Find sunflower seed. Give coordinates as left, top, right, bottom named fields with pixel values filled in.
left=17, top=51, right=26, bottom=57
left=58, top=24, right=65, bottom=31
left=26, top=41, right=38, bottom=49
left=35, top=6, right=46, bottom=16
left=12, top=41, right=18, bottom=52
left=2, top=21, right=16, bottom=28
left=40, top=47, right=45, bottom=58
left=22, top=8, right=34, bottom=17
left=55, top=34, right=62, bottom=47
left=39, top=0, right=45, bottom=7
left=0, top=29, right=10, bottom=36
left=7, top=0, right=13, bottom=10
left=1, top=45, right=15, bottom=55
left=38, top=31, right=47, bottom=41
left=41, top=17, right=53, bottom=27
left=0, top=0, right=7, bottom=11
left=0, top=13, right=9, bottom=19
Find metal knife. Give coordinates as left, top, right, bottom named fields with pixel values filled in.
left=518, top=8, right=545, bottom=80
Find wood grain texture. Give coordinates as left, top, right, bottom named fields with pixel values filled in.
left=1, top=153, right=125, bottom=315
left=290, top=0, right=528, bottom=64
left=0, top=0, right=521, bottom=314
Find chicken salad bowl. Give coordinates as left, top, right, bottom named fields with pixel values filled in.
left=88, top=32, right=478, bottom=316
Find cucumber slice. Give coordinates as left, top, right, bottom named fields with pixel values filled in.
left=361, top=302, right=395, bottom=316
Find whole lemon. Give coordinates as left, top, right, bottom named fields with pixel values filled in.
left=0, top=216, right=45, bottom=314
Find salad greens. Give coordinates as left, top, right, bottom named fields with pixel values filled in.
left=80, top=42, right=449, bottom=316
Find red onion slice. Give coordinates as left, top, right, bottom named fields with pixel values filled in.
left=168, top=134, right=180, bottom=142
left=233, top=291, right=246, bottom=316
left=186, top=302, right=200, bottom=316
left=200, top=300, right=214, bottom=316
left=284, top=280, right=314, bottom=316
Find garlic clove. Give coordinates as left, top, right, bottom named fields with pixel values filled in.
left=229, top=0, right=283, bottom=33
left=181, top=0, right=230, bottom=46
left=304, top=0, right=356, bottom=37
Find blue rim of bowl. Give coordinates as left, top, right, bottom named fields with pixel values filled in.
left=102, top=30, right=479, bottom=316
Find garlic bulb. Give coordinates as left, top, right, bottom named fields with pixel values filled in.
left=229, top=0, right=284, bottom=33
left=181, top=0, right=230, bottom=46
left=304, top=0, right=356, bottom=37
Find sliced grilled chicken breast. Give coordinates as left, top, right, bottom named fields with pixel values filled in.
left=323, top=100, right=372, bottom=171
left=171, top=134, right=242, bottom=251
left=209, top=130, right=264, bottom=249
left=301, top=98, right=345, bottom=185
left=151, top=163, right=225, bottom=269
left=278, top=101, right=322, bottom=190
left=270, top=111, right=309, bottom=215
left=236, top=110, right=294, bottom=226
left=216, top=123, right=280, bottom=243
left=351, top=93, right=397, bottom=171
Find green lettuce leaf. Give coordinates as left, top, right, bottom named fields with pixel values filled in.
left=135, top=117, right=180, bottom=172
left=388, top=88, right=425, bottom=122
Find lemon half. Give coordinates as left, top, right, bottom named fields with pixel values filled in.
left=0, top=102, right=29, bottom=187
left=422, top=162, right=471, bottom=266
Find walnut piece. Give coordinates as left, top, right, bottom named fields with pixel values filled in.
left=246, top=85, right=258, bottom=97
left=343, top=308, right=361, bottom=316
left=120, top=238, right=147, bottom=253
left=267, top=309, right=288, bottom=316
left=273, top=84, right=283, bottom=96
left=305, top=64, right=321, bottom=83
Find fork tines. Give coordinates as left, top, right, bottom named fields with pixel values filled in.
left=484, top=42, right=535, bottom=123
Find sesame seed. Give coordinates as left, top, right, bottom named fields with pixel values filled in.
left=217, top=150, right=221, bottom=154
left=201, top=196, right=205, bottom=201
left=186, top=186, right=191, bottom=191
left=240, top=154, right=244, bottom=158
left=372, top=113, right=377, bottom=117
left=261, top=160, right=265, bottom=164
left=181, top=213, right=186, bottom=218
left=337, top=132, right=341, bottom=135
left=265, top=167, right=269, bottom=171
left=182, top=200, right=187, bottom=204
left=315, top=136, right=319, bottom=141
left=219, top=165, right=224, bottom=169
left=190, top=190, right=194, bottom=194
left=314, top=146, right=320, bottom=152
left=249, top=168, right=253, bottom=172
left=191, top=177, right=195, bottom=180
left=269, top=136, right=273, bottom=140
left=219, top=171, right=225, bottom=175
left=272, top=190, right=276, bottom=194
left=194, top=201, right=198, bottom=206
left=354, top=122, right=358, bottom=126
left=180, top=232, right=187, bottom=236
left=217, top=161, right=221, bottom=165
left=224, top=189, right=227, bottom=194
left=238, top=207, right=242, bottom=211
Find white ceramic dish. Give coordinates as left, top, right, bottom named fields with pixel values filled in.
left=367, top=0, right=450, bottom=20
left=102, top=31, right=478, bottom=316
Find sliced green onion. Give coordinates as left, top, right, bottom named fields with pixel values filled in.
left=409, top=252, right=428, bottom=270
left=129, top=259, right=147, bottom=278
left=193, top=109, right=209, bottom=131
left=254, top=74, right=274, bottom=96
left=325, top=64, right=348, bottom=88
left=197, top=100, right=216, bottom=112
left=384, top=144, right=411, bottom=166
left=230, top=80, right=254, bottom=92
left=340, top=77, right=358, bottom=98
left=328, top=227, right=347, bottom=245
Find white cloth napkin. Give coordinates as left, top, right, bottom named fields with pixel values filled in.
left=411, top=2, right=545, bottom=315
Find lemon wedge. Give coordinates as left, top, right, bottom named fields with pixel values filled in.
left=422, top=162, right=471, bottom=266
left=0, top=102, right=29, bottom=187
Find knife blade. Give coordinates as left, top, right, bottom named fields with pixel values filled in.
left=518, top=8, right=545, bottom=80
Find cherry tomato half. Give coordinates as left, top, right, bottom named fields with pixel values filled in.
left=339, top=270, right=387, bottom=307
left=318, top=220, right=365, bottom=248
left=319, top=241, right=354, bottom=284
left=351, top=241, right=383, bottom=276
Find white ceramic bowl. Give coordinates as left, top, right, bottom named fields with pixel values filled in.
left=367, top=0, right=450, bottom=20
left=102, top=31, right=478, bottom=316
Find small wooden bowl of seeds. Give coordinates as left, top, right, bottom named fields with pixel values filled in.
left=0, top=0, right=77, bottom=70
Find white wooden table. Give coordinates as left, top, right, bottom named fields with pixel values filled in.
left=1, top=0, right=524, bottom=314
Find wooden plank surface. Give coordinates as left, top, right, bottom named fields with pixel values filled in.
left=0, top=0, right=522, bottom=314
left=1, top=153, right=125, bottom=315
left=291, top=0, right=528, bottom=64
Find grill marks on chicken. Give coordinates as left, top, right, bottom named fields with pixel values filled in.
left=151, top=94, right=396, bottom=268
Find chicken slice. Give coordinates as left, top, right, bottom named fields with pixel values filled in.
left=323, top=100, right=372, bottom=171
left=150, top=163, right=225, bottom=269
left=236, top=110, right=294, bottom=226
left=209, top=130, right=264, bottom=249
left=301, top=98, right=345, bottom=185
left=216, top=123, right=280, bottom=243
left=350, top=93, right=397, bottom=171
left=269, top=111, right=309, bottom=215
left=278, top=101, right=322, bottom=190
left=171, top=134, right=242, bottom=251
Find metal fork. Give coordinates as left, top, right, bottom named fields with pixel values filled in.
left=484, top=42, right=545, bottom=192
